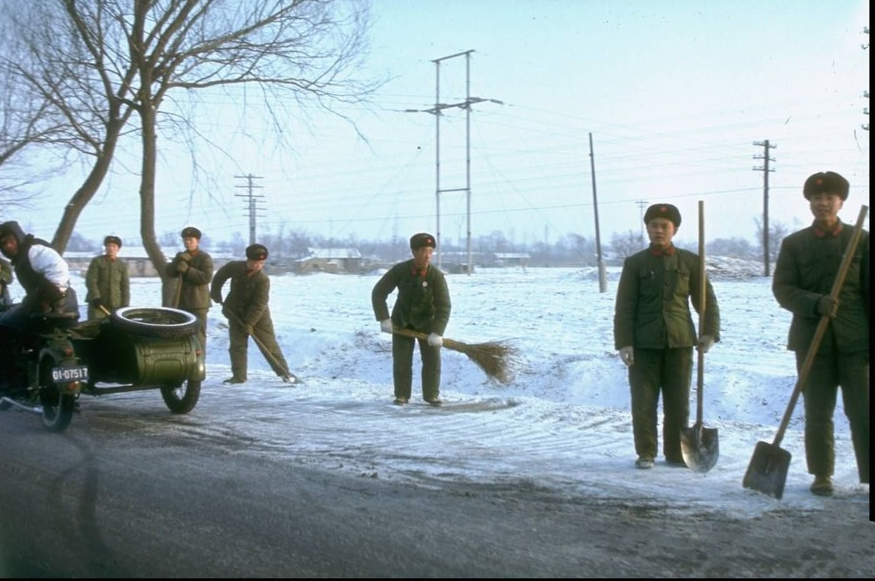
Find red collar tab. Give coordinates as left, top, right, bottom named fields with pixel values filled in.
left=814, top=221, right=843, bottom=238
left=649, top=244, right=676, bottom=257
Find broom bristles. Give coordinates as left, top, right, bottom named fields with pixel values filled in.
left=391, top=328, right=521, bottom=384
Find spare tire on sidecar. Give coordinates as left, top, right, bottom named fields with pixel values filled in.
left=71, top=307, right=206, bottom=414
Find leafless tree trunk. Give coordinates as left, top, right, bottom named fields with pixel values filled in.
left=3, top=0, right=379, bottom=279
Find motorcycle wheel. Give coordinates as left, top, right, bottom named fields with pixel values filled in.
left=112, top=307, right=198, bottom=338
left=39, top=388, right=75, bottom=432
left=160, top=380, right=201, bottom=414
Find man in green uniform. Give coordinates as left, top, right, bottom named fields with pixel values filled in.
left=211, top=243, right=292, bottom=384
left=614, top=204, right=720, bottom=469
left=85, top=235, right=130, bottom=320
left=372, top=232, right=451, bottom=406
left=165, top=226, right=213, bottom=352
left=772, top=171, right=869, bottom=496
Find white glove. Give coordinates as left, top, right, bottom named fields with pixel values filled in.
left=619, top=346, right=634, bottom=367
left=427, top=332, right=443, bottom=347
left=697, top=335, right=715, bottom=353
left=380, top=319, right=393, bottom=334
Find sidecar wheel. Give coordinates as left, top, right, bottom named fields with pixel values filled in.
left=161, top=380, right=201, bottom=414
left=112, top=307, right=198, bottom=338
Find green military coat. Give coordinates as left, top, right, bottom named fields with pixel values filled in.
left=614, top=245, right=720, bottom=350
left=210, top=260, right=270, bottom=326
left=372, top=260, right=451, bottom=335
left=772, top=219, right=869, bottom=355
left=166, top=249, right=213, bottom=310
left=85, top=255, right=130, bottom=311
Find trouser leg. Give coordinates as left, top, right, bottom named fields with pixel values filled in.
left=420, top=338, right=442, bottom=400
left=799, top=352, right=838, bottom=477
left=838, top=351, right=869, bottom=483
left=392, top=333, right=414, bottom=399
left=629, top=349, right=661, bottom=459
left=228, top=324, right=249, bottom=381
left=661, top=347, right=692, bottom=463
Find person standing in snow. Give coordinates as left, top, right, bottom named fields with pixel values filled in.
left=211, top=243, right=292, bottom=384
left=85, top=235, right=130, bottom=320
left=372, top=232, right=451, bottom=406
left=165, top=226, right=213, bottom=352
left=613, top=203, right=720, bottom=469
left=772, top=171, right=869, bottom=497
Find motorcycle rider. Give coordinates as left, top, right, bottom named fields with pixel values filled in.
left=0, top=256, right=11, bottom=307
left=0, top=221, right=79, bottom=390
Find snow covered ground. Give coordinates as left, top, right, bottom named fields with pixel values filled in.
left=56, top=262, right=868, bottom=521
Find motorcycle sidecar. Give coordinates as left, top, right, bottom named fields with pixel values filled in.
left=71, top=307, right=205, bottom=414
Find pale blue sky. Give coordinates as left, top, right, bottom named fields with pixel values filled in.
left=21, top=0, right=870, bottom=249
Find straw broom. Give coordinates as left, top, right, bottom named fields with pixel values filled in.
left=390, top=327, right=521, bottom=385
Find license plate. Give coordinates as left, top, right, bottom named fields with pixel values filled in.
left=52, top=366, right=89, bottom=383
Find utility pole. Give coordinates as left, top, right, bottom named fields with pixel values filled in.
left=863, top=27, right=869, bottom=131
left=752, top=140, right=777, bottom=276
left=234, top=174, right=265, bottom=245
left=635, top=200, right=648, bottom=246
left=589, top=133, right=607, bottom=292
left=405, top=50, right=502, bottom=273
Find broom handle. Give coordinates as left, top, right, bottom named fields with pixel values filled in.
left=696, top=200, right=706, bottom=426
left=390, top=327, right=462, bottom=351
left=771, top=204, right=868, bottom=447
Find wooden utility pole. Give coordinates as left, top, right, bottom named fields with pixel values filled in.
left=589, top=133, right=607, bottom=292
left=235, top=174, right=265, bottom=245
left=752, top=141, right=776, bottom=276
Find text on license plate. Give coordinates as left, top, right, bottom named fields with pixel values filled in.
left=52, top=366, right=89, bottom=383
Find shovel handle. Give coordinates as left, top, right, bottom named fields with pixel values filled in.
left=696, top=201, right=706, bottom=425
left=771, top=204, right=868, bottom=447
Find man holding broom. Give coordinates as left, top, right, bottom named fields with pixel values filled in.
left=211, top=243, right=292, bottom=384
left=772, top=171, right=869, bottom=496
left=372, top=232, right=451, bottom=406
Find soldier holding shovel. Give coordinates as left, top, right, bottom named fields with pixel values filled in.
left=614, top=204, right=720, bottom=469
left=211, top=243, right=293, bottom=384
left=772, top=171, right=869, bottom=496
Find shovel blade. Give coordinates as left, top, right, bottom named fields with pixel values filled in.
left=680, top=423, right=719, bottom=473
left=742, top=441, right=792, bottom=500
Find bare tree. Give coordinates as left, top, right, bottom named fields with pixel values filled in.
left=610, top=230, right=643, bottom=260
left=0, top=10, right=73, bottom=210
left=3, top=0, right=379, bottom=280
left=753, top=217, right=790, bottom=263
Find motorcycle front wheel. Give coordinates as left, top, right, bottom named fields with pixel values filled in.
left=39, top=387, right=75, bottom=432
left=160, top=380, right=201, bottom=414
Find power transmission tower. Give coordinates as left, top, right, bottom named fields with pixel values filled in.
left=405, top=50, right=502, bottom=273
left=235, top=174, right=265, bottom=245
left=752, top=140, right=777, bottom=276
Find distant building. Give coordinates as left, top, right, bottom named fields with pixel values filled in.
left=295, top=247, right=363, bottom=274
left=64, top=247, right=235, bottom=277
left=489, top=252, right=531, bottom=267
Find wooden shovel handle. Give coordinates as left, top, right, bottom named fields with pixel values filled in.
left=696, top=201, right=706, bottom=424
left=771, top=204, right=869, bottom=447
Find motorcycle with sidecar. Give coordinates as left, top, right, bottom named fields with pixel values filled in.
left=0, top=305, right=205, bottom=432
